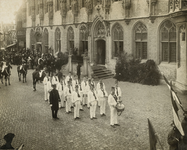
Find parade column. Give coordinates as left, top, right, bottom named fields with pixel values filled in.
left=175, top=23, right=187, bottom=94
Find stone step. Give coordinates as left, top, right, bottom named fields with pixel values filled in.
left=91, top=65, right=114, bottom=80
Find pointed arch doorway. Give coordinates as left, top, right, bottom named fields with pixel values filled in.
left=95, top=39, right=106, bottom=65
left=91, top=17, right=107, bottom=65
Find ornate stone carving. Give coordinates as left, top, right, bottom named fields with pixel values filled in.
left=39, top=3, right=44, bottom=20
left=105, top=0, right=111, bottom=14
left=31, top=6, right=36, bottom=21
left=87, top=22, right=92, bottom=36
left=124, top=19, right=131, bottom=25
left=169, top=0, right=174, bottom=12
left=35, top=26, right=42, bottom=42
left=48, top=1, right=53, bottom=19
left=175, top=0, right=180, bottom=11
left=95, top=22, right=106, bottom=38
left=72, top=0, right=79, bottom=16
left=85, top=0, right=93, bottom=15
left=60, top=0, right=67, bottom=17
left=104, top=21, right=110, bottom=36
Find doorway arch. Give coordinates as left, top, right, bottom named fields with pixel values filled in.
left=95, top=39, right=106, bottom=65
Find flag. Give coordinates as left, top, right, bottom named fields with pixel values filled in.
left=170, top=90, right=179, bottom=116
left=172, top=106, right=185, bottom=136
left=171, top=90, right=182, bottom=106
left=148, top=118, right=157, bottom=150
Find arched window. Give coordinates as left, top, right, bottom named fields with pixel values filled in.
left=67, top=27, right=74, bottom=52
left=112, top=23, right=123, bottom=58
left=80, top=25, right=88, bottom=55
left=134, top=22, right=147, bottom=59
left=43, top=28, right=48, bottom=53
left=160, top=20, right=176, bottom=62
left=55, top=28, right=61, bottom=53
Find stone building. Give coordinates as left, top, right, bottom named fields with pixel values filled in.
left=24, top=0, right=187, bottom=93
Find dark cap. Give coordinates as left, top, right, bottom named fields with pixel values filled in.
left=4, top=133, right=15, bottom=142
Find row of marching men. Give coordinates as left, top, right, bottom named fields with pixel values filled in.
left=43, top=71, right=122, bottom=127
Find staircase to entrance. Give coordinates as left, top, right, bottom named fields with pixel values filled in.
left=91, top=65, right=114, bottom=80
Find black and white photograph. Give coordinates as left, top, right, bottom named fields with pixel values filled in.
left=0, top=0, right=187, bottom=149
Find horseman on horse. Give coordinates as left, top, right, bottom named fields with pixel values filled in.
left=1, top=61, right=12, bottom=86
left=17, top=57, right=28, bottom=83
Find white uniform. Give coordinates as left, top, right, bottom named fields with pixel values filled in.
left=96, top=82, right=106, bottom=106
left=81, top=81, right=89, bottom=107
left=78, top=83, right=83, bottom=110
left=72, top=79, right=79, bottom=91
left=72, top=90, right=82, bottom=118
left=108, top=94, right=118, bottom=125
left=115, top=86, right=122, bottom=100
left=47, top=77, right=52, bottom=103
left=64, top=86, right=73, bottom=113
left=88, top=90, right=98, bottom=119
left=97, top=88, right=108, bottom=115
left=51, top=76, right=59, bottom=85
left=65, top=75, right=72, bottom=85
left=43, top=76, right=50, bottom=101
left=56, top=82, right=65, bottom=108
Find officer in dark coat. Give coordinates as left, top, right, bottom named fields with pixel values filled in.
left=50, top=84, right=61, bottom=119
left=167, top=123, right=182, bottom=150
left=77, top=63, right=81, bottom=80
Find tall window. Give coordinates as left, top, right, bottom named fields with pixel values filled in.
left=43, top=28, right=49, bottom=53
left=80, top=25, right=88, bottom=54
left=45, top=1, right=48, bottom=13
left=134, top=22, right=147, bottom=59
left=112, top=23, right=123, bottom=58
left=67, top=27, right=74, bottom=53
left=30, top=29, right=35, bottom=52
left=55, top=28, right=61, bottom=53
left=160, top=20, right=176, bottom=62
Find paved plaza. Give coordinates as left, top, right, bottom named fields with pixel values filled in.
left=0, top=66, right=186, bottom=150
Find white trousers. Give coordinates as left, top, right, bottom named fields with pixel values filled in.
left=90, top=101, right=97, bottom=118
left=83, top=94, right=88, bottom=106
left=100, top=97, right=106, bottom=115
left=66, top=96, right=72, bottom=112
left=59, top=91, right=65, bottom=108
left=74, top=101, right=81, bottom=118
left=110, top=106, right=118, bottom=125
left=44, top=85, right=48, bottom=100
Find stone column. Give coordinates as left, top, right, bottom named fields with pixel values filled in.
left=87, top=59, right=93, bottom=78
left=68, top=55, right=73, bottom=72
left=175, top=23, right=187, bottom=94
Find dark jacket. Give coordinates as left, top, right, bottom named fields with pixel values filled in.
left=50, top=89, right=60, bottom=110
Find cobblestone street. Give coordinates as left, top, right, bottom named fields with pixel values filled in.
left=0, top=66, right=186, bottom=150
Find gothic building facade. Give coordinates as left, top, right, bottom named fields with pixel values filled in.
left=25, top=0, right=187, bottom=93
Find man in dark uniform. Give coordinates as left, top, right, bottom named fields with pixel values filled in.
left=50, top=84, right=61, bottom=119
left=167, top=123, right=182, bottom=150
left=77, top=63, right=81, bottom=80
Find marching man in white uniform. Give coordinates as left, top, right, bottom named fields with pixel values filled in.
left=78, top=79, right=84, bottom=111
left=43, top=72, right=50, bottom=101
left=97, top=82, right=108, bottom=116
left=51, top=72, right=59, bottom=85
left=65, top=72, right=72, bottom=85
left=108, top=87, right=120, bottom=128
left=72, top=85, right=82, bottom=120
left=81, top=76, right=89, bottom=108
left=56, top=77, right=65, bottom=108
left=96, top=79, right=106, bottom=107
left=115, top=80, right=122, bottom=101
left=88, top=84, right=98, bottom=120
left=64, top=80, right=73, bottom=113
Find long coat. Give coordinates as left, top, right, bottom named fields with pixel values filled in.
left=50, top=89, right=60, bottom=110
